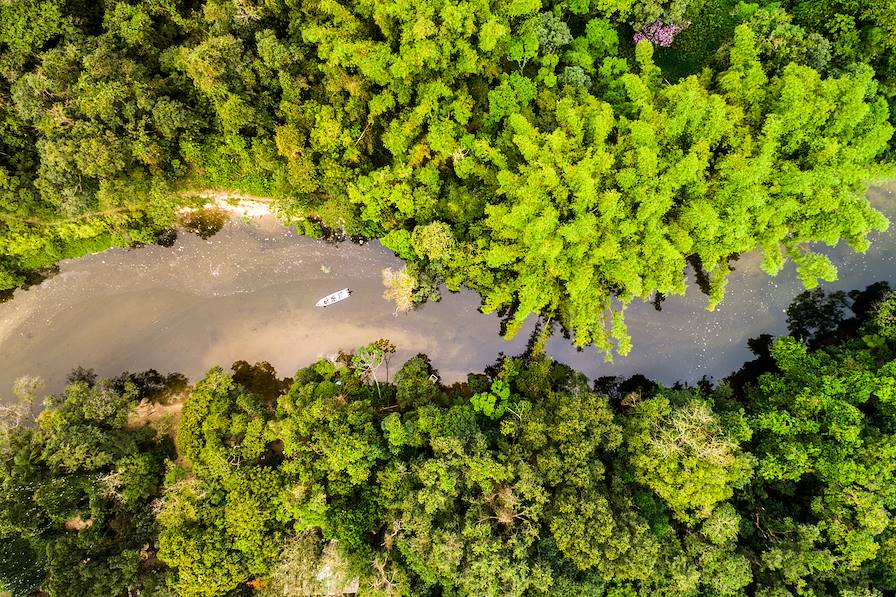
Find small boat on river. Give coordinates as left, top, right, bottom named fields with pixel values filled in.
left=315, top=288, right=352, bottom=307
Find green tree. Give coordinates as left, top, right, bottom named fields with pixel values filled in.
left=0, top=376, right=170, bottom=596
left=624, top=391, right=753, bottom=524
left=739, top=296, right=896, bottom=594
left=158, top=367, right=285, bottom=597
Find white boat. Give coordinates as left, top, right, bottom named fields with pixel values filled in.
left=315, top=288, right=352, bottom=307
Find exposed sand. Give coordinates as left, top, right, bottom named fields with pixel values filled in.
left=178, top=190, right=277, bottom=219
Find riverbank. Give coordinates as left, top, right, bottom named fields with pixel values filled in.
left=177, top=191, right=277, bottom=219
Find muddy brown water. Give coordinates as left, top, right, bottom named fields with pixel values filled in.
left=1, top=185, right=894, bottom=402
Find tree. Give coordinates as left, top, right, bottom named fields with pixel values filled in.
left=382, top=267, right=417, bottom=313
left=158, top=367, right=285, bottom=597
left=624, top=391, right=753, bottom=524
left=0, top=375, right=171, bottom=596
left=740, top=297, right=896, bottom=594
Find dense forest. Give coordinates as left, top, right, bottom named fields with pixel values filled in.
left=3, top=2, right=896, bottom=594
left=2, top=283, right=896, bottom=596
left=2, top=0, right=895, bottom=352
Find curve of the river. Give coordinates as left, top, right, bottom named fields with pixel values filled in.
left=1, top=185, right=894, bottom=402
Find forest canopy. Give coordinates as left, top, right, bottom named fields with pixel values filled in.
left=1, top=0, right=895, bottom=353
left=4, top=1, right=896, bottom=595
left=3, top=284, right=896, bottom=596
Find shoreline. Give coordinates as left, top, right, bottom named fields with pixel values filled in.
left=176, top=191, right=277, bottom=220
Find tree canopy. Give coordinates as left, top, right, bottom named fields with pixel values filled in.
left=4, top=286, right=896, bottom=595
left=0, top=371, right=175, bottom=595
left=1, top=0, right=893, bottom=354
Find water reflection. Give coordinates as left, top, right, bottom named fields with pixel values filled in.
left=0, top=185, right=893, bottom=401
left=181, top=207, right=229, bottom=240
left=545, top=184, right=896, bottom=383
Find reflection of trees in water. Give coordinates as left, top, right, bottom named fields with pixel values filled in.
left=230, top=360, right=292, bottom=404
left=602, top=281, right=894, bottom=394
left=155, top=229, right=177, bottom=247
left=0, top=266, right=60, bottom=304
left=730, top=281, right=892, bottom=390
left=65, top=366, right=189, bottom=405
left=786, top=281, right=892, bottom=347
left=593, top=374, right=658, bottom=406
left=181, top=207, right=228, bottom=240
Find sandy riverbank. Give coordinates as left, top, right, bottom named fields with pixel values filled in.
left=177, top=191, right=278, bottom=219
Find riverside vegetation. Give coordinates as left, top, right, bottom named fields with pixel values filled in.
left=4, top=1, right=896, bottom=595
left=2, top=284, right=896, bottom=596
left=2, top=0, right=896, bottom=352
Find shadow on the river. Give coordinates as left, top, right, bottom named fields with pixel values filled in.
left=598, top=280, right=896, bottom=394
left=0, top=266, right=60, bottom=304
left=181, top=207, right=229, bottom=240
left=67, top=366, right=190, bottom=405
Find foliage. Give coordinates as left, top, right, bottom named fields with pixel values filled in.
left=786, top=281, right=892, bottom=345
left=257, top=531, right=358, bottom=597
left=382, top=267, right=417, bottom=314
left=470, top=379, right=512, bottom=419
left=0, top=0, right=892, bottom=359
left=782, top=0, right=896, bottom=145
left=158, top=368, right=284, bottom=597
left=741, top=5, right=832, bottom=74
left=787, top=0, right=896, bottom=61
left=0, top=374, right=172, bottom=596
left=1, top=5, right=895, bottom=588
left=624, top=391, right=753, bottom=523
left=0, top=0, right=195, bottom=289
left=740, top=330, right=896, bottom=593
left=651, top=0, right=740, bottom=77
left=5, top=286, right=896, bottom=594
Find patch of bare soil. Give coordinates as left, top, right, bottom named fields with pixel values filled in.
left=64, top=516, right=93, bottom=531
left=127, top=394, right=186, bottom=437
left=179, top=190, right=275, bottom=219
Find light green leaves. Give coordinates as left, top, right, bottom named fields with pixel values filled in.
left=625, top=394, right=754, bottom=523
left=471, top=379, right=512, bottom=419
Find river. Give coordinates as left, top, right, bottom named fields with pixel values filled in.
left=1, top=185, right=894, bottom=402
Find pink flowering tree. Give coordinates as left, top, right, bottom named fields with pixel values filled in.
left=633, top=20, right=689, bottom=47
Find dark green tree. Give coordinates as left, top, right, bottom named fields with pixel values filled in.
left=0, top=375, right=171, bottom=596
